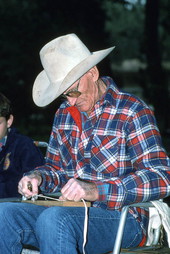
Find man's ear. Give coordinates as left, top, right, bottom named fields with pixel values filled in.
left=7, top=114, right=14, bottom=128
left=88, top=66, right=99, bottom=82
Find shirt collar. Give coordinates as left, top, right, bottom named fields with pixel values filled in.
left=101, top=76, right=120, bottom=107
left=0, top=136, right=7, bottom=151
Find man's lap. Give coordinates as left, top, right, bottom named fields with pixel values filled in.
left=0, top=202, right=143, bottom=253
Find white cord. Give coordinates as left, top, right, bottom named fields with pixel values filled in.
left=33, top=194, right=63, bottom=201
left=81, top=199, right=88, bottom=254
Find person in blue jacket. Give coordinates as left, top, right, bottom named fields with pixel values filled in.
left=0, top=92, right=44, bottom=198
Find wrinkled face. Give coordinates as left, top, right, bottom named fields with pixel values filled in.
left=0, top=115, right=13, bottom=140
left=63, top=67, right=100, bottom=115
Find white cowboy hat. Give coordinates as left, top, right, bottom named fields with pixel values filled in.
left=32, top=33, right=115, bottom=107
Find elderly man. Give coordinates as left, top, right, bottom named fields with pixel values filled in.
left=0, top=33, right=169, bottom=254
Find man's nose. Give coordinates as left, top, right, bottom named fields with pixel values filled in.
left=67, top=97, right=77, bottom=106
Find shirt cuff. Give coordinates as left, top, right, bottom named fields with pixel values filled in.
left=95, top=182, right=109, bottom=201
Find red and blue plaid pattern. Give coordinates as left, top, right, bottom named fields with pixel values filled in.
left=31, top=76, right=170, bottom=239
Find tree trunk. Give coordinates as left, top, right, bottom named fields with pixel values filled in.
left=145, top=0, right=169, bottom=132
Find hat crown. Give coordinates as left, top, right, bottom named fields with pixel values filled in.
left=40, top=34, right=91, bottom=84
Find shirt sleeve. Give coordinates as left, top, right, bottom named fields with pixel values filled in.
left=25, top=112, right=70, bottom=193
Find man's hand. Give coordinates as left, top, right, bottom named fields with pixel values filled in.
left=59, top=178, right=99, bottom=202
left=18, top=173, right=42, bottom=199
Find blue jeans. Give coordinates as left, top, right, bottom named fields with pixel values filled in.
left=0, top=202, right=143, bottom=254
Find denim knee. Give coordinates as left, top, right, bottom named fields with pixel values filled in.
left=36, top=206, right=70, bottom=233
left=0, top=202, right=17, bottom=223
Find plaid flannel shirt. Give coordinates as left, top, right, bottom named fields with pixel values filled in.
left=29, top=76, right=170, bottom=238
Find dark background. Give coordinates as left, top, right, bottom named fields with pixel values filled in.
left=0, top=0, right=170, bottom=154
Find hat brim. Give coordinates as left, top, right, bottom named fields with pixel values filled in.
left=33, top=46, right=115, bottom=107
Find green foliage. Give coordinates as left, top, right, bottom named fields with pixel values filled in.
left=159, top=0, right=170, bottom=61
left=101, top=0, right=145, bottom=62
left=102, top=0, right=170, bottom=65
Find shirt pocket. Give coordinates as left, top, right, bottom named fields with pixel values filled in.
left=90, top=135, right=119, bottom=173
